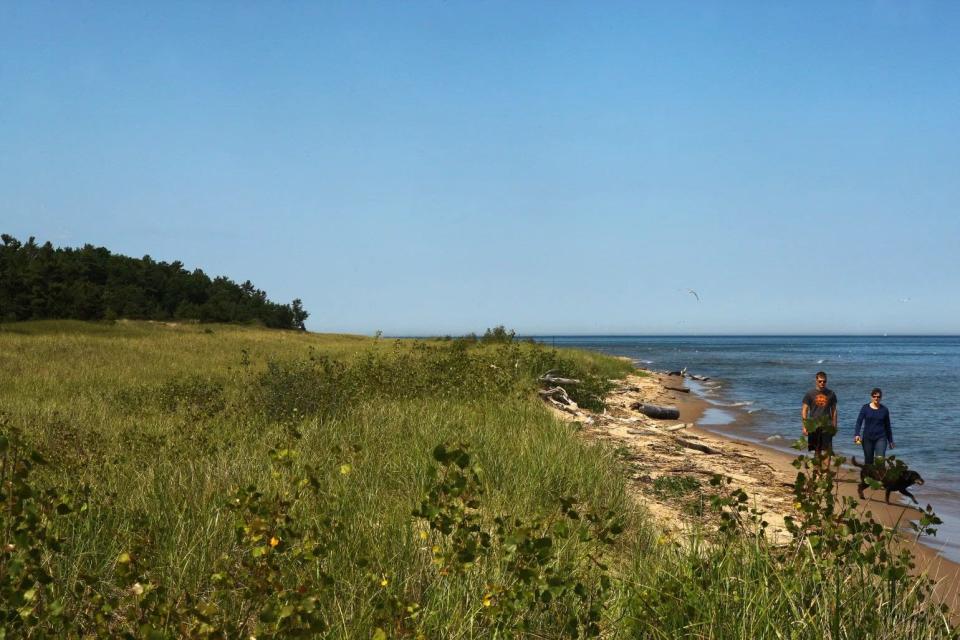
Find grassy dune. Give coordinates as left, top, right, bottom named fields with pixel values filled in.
left=0, top=321, right=955, bottom=638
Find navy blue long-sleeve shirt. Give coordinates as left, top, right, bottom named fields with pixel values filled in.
left=854, top=403, right=893, bottom=442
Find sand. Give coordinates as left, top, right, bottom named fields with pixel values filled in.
left=545, top=368, right=960, bottom=613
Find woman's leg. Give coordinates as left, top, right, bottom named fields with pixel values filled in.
left=863, top=437, right=876, bottom=465
left=873, top=437, right=888, bottom=462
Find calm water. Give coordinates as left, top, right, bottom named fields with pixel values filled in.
left=538, top=336, right=960, bottom=560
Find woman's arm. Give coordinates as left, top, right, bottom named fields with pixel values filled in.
left=854, top=405, right=867, bottom=439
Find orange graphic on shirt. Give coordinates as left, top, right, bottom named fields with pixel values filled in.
left=814, top=394, right=829, bottom=408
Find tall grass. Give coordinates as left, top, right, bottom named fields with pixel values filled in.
left=0, top=320, right=954, bottom=638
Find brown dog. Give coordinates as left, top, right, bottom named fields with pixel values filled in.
left=851, top=456, right=924, bottom=504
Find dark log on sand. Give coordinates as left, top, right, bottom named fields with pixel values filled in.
left=630, top=402, right=681, bottom=420
left=664, top=385, right=691, bottom=393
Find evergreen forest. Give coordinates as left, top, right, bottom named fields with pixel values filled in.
left=0, top=234, right=308, bottom=329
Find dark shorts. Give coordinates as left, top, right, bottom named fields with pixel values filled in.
left=807, top=431, right=833, bottom=453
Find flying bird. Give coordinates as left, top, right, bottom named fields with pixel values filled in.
left=686, top=289, right=701, bottom=302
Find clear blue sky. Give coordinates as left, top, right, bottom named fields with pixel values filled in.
left=3, top=1, right=958, bottom=335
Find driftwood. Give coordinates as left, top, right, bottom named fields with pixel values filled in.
left=538, top=386, right=573, bottom=405
left=667, top=467, right=718, bottom=475
left=664, top=385, right=691, bottom=393
left=539, top=370, right=581, bottom=386
left=630, top=402, right=681, bottom=420
left=666, top=367, right=687, bottom=377
left=675, top=438, right=719, bottom=455
left=538, top=386, right=581, bottom=415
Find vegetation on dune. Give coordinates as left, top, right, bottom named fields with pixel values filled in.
left=0, top=234, right=308, bottom=329
left=0, top=321, right=955, bottom=638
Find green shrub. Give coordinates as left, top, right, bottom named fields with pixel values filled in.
left=154, top=374, right=226, bottom=417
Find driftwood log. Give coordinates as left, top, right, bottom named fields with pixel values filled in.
left=538, top=386, right=573, bottom=404
left=664, top=385, right=691, bottom=393
left=675, top=438, right=719, bottom=455
left=630, top=402, right=681, bottom=420
left=538, top=386, right=580, bottom=414
left=538, top=370, right=581, bottom=386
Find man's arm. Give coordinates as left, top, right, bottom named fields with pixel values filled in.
left=831, top=393, right=838, bottom=430
left=801, top=402, right=809, bottom=436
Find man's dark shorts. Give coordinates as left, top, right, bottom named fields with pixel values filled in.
left=808, top=432, right=833, bottom=453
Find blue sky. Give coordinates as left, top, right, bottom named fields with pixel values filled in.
left=2, top=1, right=958, bottom=335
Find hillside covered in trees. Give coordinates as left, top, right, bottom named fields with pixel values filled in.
left=0, top=234, right=309, bottom=329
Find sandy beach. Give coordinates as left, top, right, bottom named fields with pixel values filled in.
left=546, top=366, right=960, bottom=614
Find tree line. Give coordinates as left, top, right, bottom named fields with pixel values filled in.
left=0, top=234, right=309, bottom=329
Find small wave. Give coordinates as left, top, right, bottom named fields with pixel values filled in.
left=710, top=400, right=755, bottom=408
left=817, top=359, right=825, bottom=364
left=747, top=408, right=762, bottom=414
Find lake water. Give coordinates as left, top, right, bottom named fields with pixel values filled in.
left=536, top=336, right=960, bottom=561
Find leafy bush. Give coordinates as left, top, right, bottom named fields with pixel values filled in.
left=481, top=325, right=515, bottom=344
left=0, top=424, right=77, bottom=636
left=412, top=443, right=622, bottom=638
left=153, top=374, right=226, bottom=417
left=253, top=356, right=352, bottom=420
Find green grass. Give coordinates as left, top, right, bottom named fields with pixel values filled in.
left=0, top=320, right=954, bottom=638
left=651, top=475, right=701, bottom=499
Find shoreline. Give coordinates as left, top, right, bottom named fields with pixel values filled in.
left=550, top=366, right=960, bottom=613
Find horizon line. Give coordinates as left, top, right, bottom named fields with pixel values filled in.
left=387, top=333, right=960, bottom=339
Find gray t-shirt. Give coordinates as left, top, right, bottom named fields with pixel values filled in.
left=803, top=387, right=837, bottom=421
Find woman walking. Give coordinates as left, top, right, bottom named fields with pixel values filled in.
left=854, top=388, right=895, bottom=465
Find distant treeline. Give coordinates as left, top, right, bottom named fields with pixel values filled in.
left=0, top=234, right=309, bottom=329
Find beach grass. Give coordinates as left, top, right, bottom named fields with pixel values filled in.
left=0, top=320, right=954, bottom=638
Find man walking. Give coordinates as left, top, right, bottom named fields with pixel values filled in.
left=801, top=371, right=838, bottom=458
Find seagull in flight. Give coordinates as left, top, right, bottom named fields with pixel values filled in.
left=686, top=289, right=701, bottom=302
